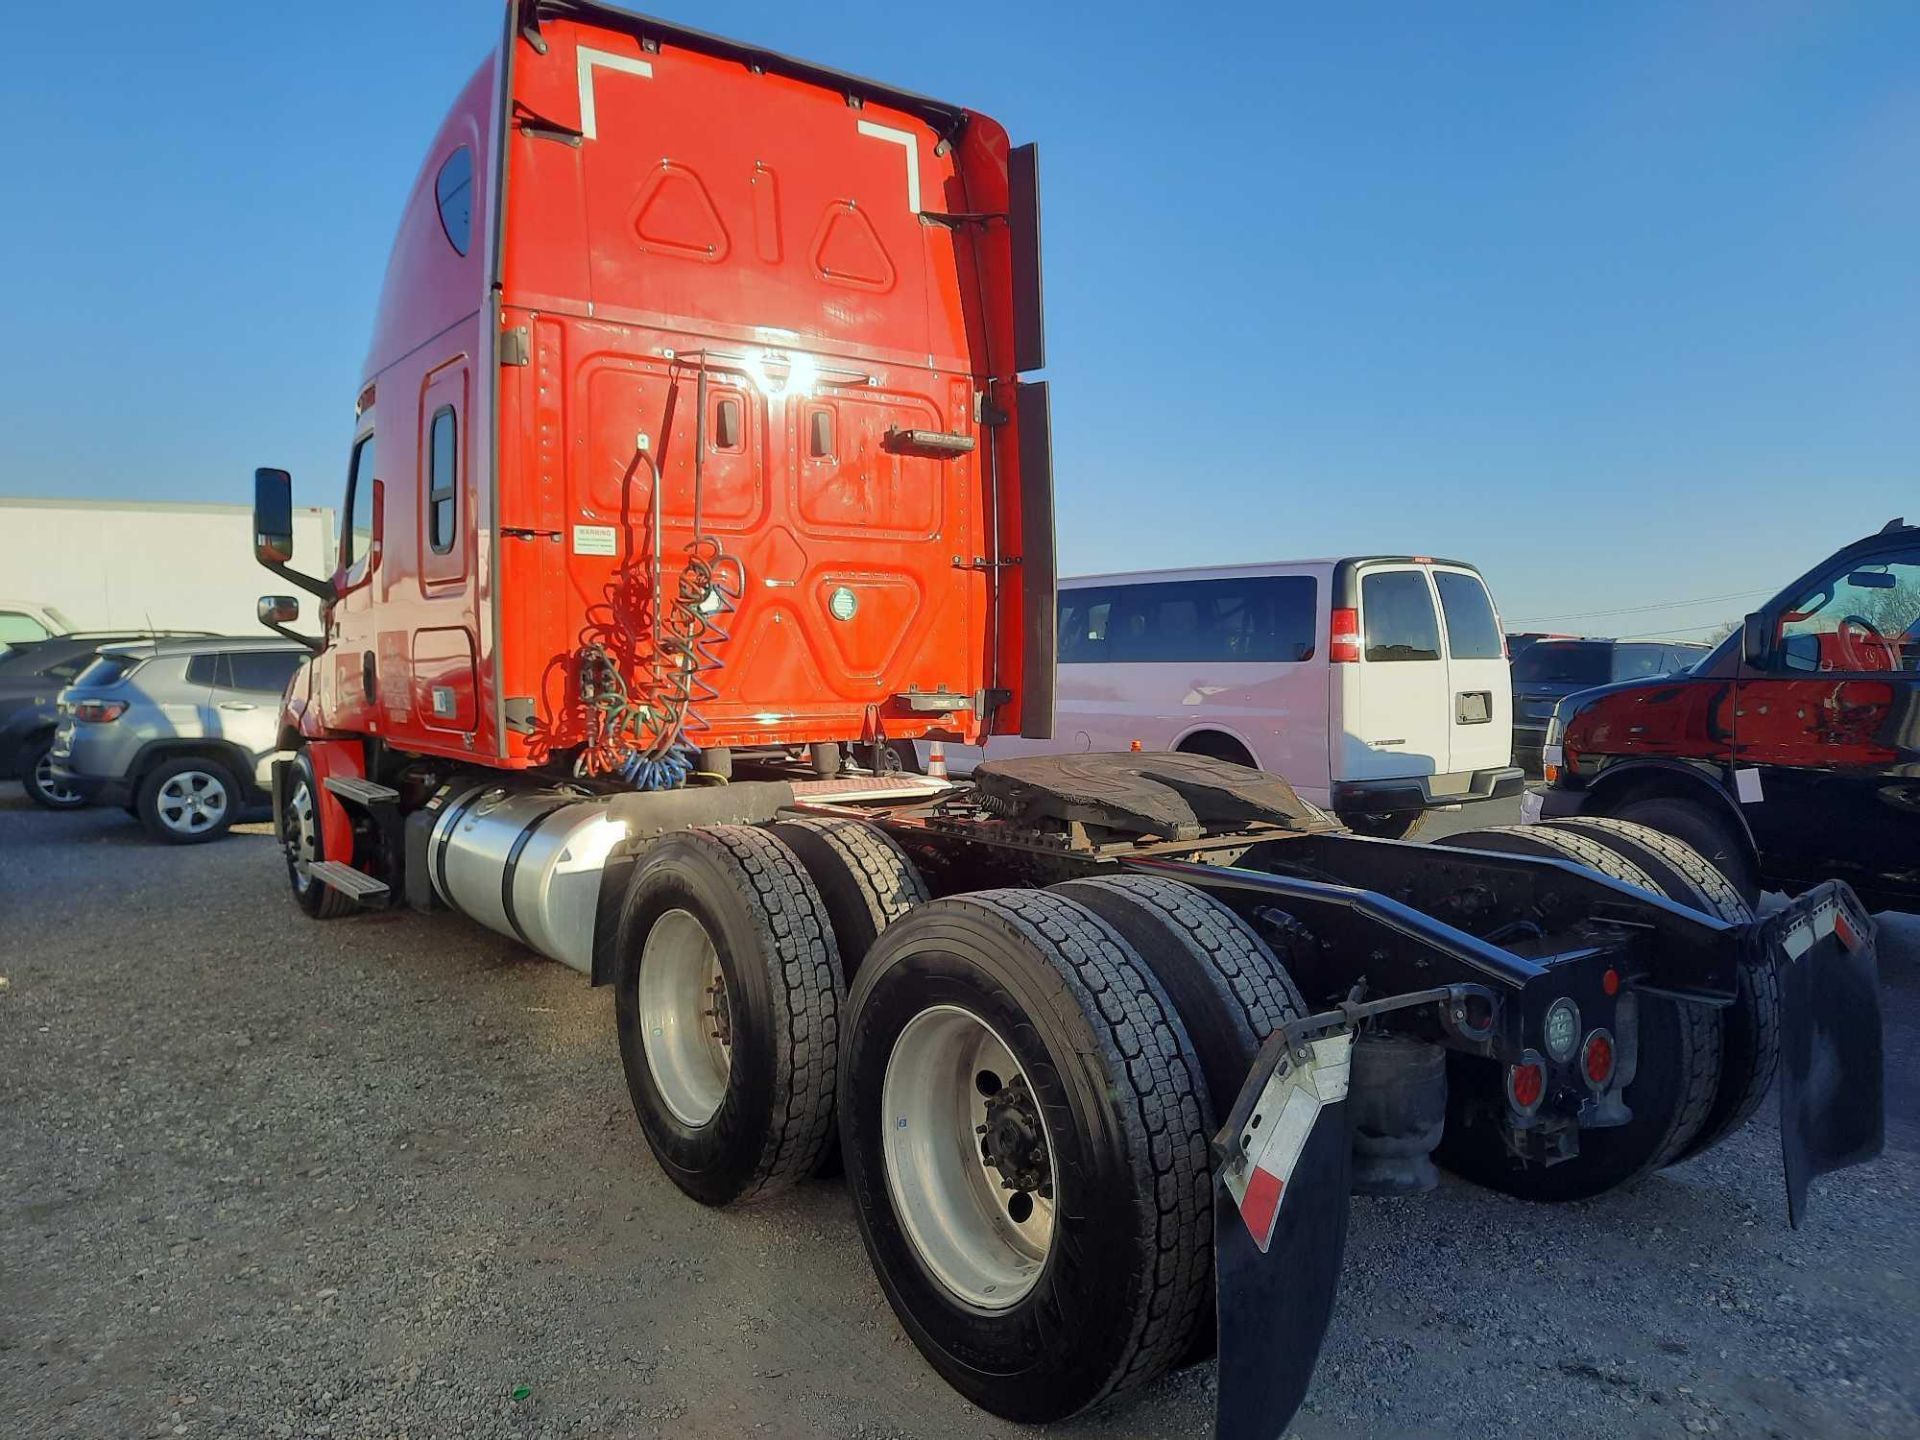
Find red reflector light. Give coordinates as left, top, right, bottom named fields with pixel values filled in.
left=73, top=699, right=128, bottom=723
left=1506, top=1055, right=1546, bottom=1113
left=1583, top=1030, right=1616, bottom=1088
left=1601, top=967, right=1620, bottom=997
left=1330, top=607, right=1361, bottom=663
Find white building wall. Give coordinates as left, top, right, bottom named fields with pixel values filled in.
left=0, top=498, right=336, bottom=636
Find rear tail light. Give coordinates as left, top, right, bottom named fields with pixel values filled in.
left=1330, top=607, right=1361, bottom=664
left=1506, top=1051, right=1546, bottom=1115
left=73, top=699, right=128, bottom=723
left=1582, top=1030, right=1616, bottom=1088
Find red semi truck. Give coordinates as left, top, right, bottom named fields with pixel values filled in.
left=250, top=5, right=1884, bottom=1434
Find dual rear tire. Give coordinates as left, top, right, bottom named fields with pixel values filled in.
left=614, top=824, right=1327, bottom=1424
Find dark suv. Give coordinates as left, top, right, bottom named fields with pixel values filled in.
left=1511, top=638, right=1709, bottom=772
left=1535, top=520, right=1918, bottom=911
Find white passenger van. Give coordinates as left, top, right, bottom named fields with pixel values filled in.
left=927, top=557, right=1521, bottom=837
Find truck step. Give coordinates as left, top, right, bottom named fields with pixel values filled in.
left=305, top=861, right=391, bottom=906
left=324, top=775, right=401, bottom=807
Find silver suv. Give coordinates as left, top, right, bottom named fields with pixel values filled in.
left=49, top=637, right=307, bottom=844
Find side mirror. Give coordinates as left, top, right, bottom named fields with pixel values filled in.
left=252, top=466, right=335, bottom=603
left=257, top=593, right=322, bottom=653
left=254, top=468, right=295, bottom=565
left=1741, top=612, right=1772, bottom=668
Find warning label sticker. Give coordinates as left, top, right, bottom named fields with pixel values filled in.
left=572, top=524, right=617, bottom=557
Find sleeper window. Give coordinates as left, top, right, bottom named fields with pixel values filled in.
left=428, top=406, right=458, bottom=554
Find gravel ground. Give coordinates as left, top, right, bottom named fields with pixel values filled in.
left=2, top=787, right=1915, bottom=1440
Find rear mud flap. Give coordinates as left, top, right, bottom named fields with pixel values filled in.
left=1214, top=1037, right=1353, bottom=1440
left=1773, top=883, right=1884, bottom=1227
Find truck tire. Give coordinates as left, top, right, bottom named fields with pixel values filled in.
left=768, top=818, right=929, bottom=981
left=1431, top=824, right=1722, bottom=1200
left=839, top=889, right=1212, bottom=1422
left=1048, top=873, right=1323, bottom=1366
left=1610, top=796, right=1761, bottom=908
left=23, top=738, right=87, bottom=810
left=769, top=817, right=930, bottom=1178
left=136, top=756, right=239, bottom=845
left=1048, top=874, right=1305, bottom=1115
left=284, top=752, right=356, bottom=919
left=1539, top=816, right=1778, bottom=1165
left=614, top=825, right=842, bottom=1206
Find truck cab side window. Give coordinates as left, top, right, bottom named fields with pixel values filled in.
left=343, top=435, right=376, bottom=570
left=428, top=406, right=458, bottom=554
left=435, top=146, right=473, bottom=257
left=1778, top=548, right=1920, bottom=673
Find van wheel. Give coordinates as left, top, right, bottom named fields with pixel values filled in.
left=840, top=889, right=1211, bottom=1422
left=23, top=740, right=87, bottom=810
left=137, top=757, right=238, bottom=845
left=614, top=826, right=842, bottom=1205
left=1539, top=816, right=1777, bottom=1164
left=284, top=752, right=355, bottom=919
left=1610, top=797, right=1760, bottom=908
left=1339, top=810, right=1425, bottom=840
left=1432, top=824, right=1721, bottom=1200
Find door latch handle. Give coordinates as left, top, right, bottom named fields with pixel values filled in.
left=218, top=702, right=258, bottom=711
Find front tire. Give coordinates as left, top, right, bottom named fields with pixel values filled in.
left=840, top=889, right=1212, bottom=1422
left=614, top=826, right=843, bottom=1206
left=23, top=739, right=87, bottom=810
left=137, top=757, right=238, bottom=845
left=284, top=753, right=355, bottom=919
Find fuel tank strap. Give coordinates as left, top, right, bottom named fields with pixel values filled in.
left=500, top=801, right=575, bottom=949
left=431, top=786, right=489, bottom=908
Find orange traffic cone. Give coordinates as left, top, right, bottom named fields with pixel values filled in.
left=927, top=742, right=949, bottom=780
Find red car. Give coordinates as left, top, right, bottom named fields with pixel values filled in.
left=1536, top=519, right=1918, bottom=912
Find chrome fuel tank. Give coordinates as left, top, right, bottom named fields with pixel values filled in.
left=428, top=785, right=630, bottom=973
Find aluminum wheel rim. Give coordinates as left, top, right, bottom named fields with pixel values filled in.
left=285, top=777, right=317, bottom=891
left=156, top=770, right=228, bottom=835
left=638, top=908, right=732, bottom=1127
left=882, top=1004, right=1055, bottom=1311
left=34, top=751, right=79, bottom=805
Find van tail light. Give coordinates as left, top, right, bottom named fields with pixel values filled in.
left=1582, top=1030, right=1616, bottom=1089
left=1330, top=607, right=1361, bottom=663
left=73, top=699, right=128, bottom=724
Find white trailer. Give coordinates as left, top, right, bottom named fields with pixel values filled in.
left=0, top=497, right=334, bottom=637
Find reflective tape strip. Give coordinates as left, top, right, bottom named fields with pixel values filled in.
left=1223, top=1033, right=1352, bottom=1253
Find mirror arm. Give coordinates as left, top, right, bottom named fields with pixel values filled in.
left=261, top=617, right=325, bottom=654
left=260, top=557, right=337, bottom=605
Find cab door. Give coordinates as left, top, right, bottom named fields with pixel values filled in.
left=326, top=427, right=381, bottom=733
left=1341, top=565, right=1449, bottom=782
left=1734, top=537, right=1920, bottom=899
left=1430, top=566, right=1512, bottom=775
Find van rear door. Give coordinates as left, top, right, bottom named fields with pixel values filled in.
left=1430, top=566, right=1511, bottom=775
left=1338, top=564, right=1449, bottom=782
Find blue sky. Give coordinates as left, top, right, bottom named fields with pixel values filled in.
left=3, top=2, right=1914, bottom=638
